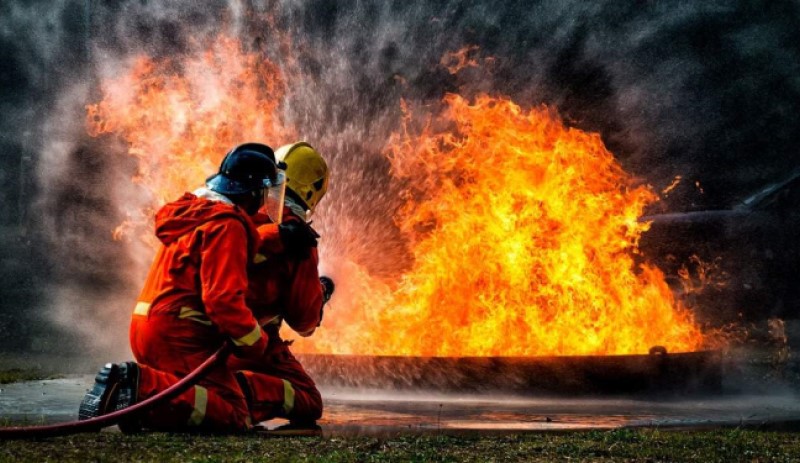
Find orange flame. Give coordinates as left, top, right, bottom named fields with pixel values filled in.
left=87, top=35, right=292, bottom=212
left=440, top=46, right=481, bottom=74
left=298, top=94, right=704, bottom=356
left=88, top=37, right=704, bottom=357
left=662, top=175, right=682, bottom=196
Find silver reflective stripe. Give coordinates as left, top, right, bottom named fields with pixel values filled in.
left=133, top=302, right=151, bottom=316
left=187, top=385, right=208, bottom=426
left=192, top=187, right=233, bottom=205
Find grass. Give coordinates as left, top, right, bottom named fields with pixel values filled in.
left=1, top=347, right=798, bottom=461
left=0, top=368, right=59, bottom=384
left=1, top=429, right=799, bottom=462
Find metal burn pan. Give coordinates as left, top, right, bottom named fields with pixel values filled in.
left=297, top=348, right=723, bottom=395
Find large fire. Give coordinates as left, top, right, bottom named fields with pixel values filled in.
left=88, top=36, right=704, bottom=357
left=301, top=96, right=704, bottom=356
left=87, top=35, right=292, bottom=209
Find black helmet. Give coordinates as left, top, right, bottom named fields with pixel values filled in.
left=206, top=143, right=278, bottom=195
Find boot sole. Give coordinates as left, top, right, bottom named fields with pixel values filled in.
left=78, top=363, right=121, bottom=421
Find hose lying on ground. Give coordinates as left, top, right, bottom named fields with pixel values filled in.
left=0, top=344, right=232, bottom=439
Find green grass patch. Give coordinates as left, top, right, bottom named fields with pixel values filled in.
left=0, top=368, right=60, bottom=384
left=1, top=429, right=799, bottom=462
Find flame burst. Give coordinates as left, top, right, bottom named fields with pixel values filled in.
left=87, top=35, right=292, bottom=208
left=88, top=36, right=704, bottom=357
left=299, top=95, right=704, bottom=356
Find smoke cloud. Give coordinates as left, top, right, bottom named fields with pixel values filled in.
left=0, top=0, right=798, bottom=360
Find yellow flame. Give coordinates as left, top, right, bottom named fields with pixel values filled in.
left=88, top=36, right=704, bottom=357
left=87, top=35, right=292, bottom=210
left=297, top=94, right=704, bottom=356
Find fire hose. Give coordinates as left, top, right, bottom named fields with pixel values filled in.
left=0, top=343, right=232, bottom=439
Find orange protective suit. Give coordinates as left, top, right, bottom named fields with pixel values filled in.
left=129, top=193, right=267, bottom=432
left=227, top=209, right=324, bottom=424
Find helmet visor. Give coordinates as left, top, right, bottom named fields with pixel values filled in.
left=261, top=170, right=286, bottom=223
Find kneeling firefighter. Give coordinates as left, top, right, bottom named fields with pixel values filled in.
left=230, top=141, right=334, bottom=432
left=78, top=143, right=286, bottom=432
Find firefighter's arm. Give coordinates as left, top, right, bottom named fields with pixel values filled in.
left=258, top=212, right=318, bottom=260
left=199, top=218, right=267, bottom=358
left=282, top=248, right=325, bottom=336
left=257, top=222, right=284, bottom=255
left=255, top=208, right=315, bottom=258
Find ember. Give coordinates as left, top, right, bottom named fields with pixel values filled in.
left=87, top=36, right=705, bottom=358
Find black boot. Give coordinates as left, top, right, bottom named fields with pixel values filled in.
left=115, top=362, right=143, bottom=434
left=78, top=363, right=121, bottom=421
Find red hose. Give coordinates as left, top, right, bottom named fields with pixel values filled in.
left=0, top=344, right=232, bottom=439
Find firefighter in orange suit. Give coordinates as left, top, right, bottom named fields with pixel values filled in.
left=78, top=143, right=285, bottom=432
left=229, top=141, right=333, bottom=431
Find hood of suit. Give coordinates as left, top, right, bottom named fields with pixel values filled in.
left=154, top=193, right=259, bottom=254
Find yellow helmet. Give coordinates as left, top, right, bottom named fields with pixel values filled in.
left=274, top=142, right=329, bottom=213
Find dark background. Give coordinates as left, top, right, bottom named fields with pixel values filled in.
left=1, top=0, right=798, bottom=356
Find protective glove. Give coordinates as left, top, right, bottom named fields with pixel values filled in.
left=318, top=276, right=335, bottom=326
left=278, top=220, right=319, bottom=259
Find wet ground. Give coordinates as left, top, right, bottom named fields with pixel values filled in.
left=2, top=376, right=800, bottom=435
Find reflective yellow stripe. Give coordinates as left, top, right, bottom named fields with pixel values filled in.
left=258, top=315, right=282, bottom=327
left=232, top=325, right=262, bottom=347
left=282, top=379, right=295, bottom=415
left=178, top=306, right=205, bottom=319
left=133, top=302, right=151, bottom=316
left=178, top=306, right=212, bottom=326
left=187, top=385, right=208, bottom=426
left=253, top=253, right=268, bottom=264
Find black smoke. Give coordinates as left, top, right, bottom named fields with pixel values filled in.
left=0, top=0, right=798, bottom=356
